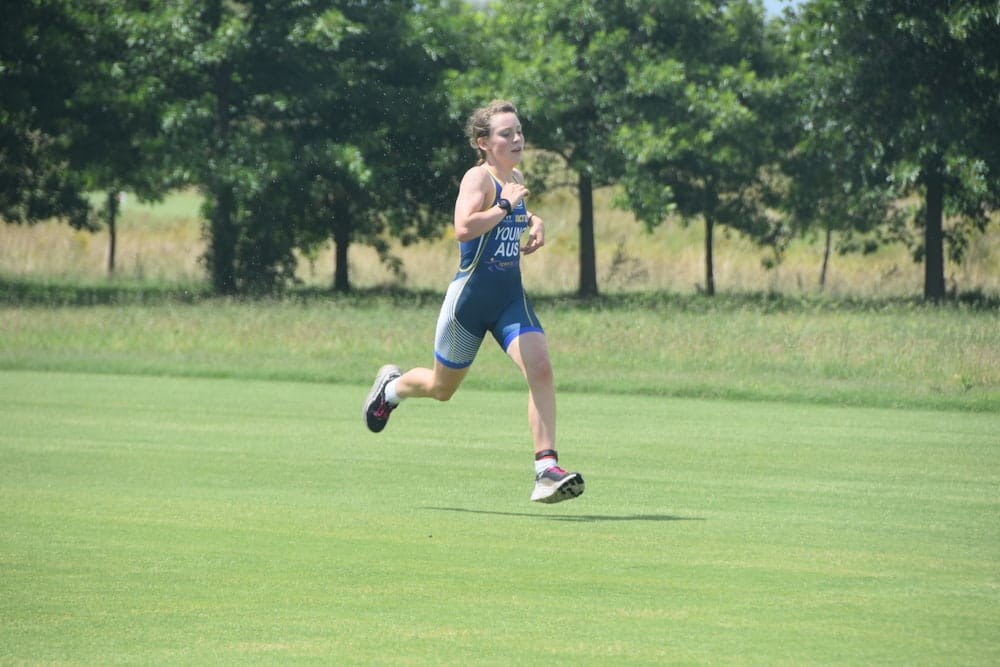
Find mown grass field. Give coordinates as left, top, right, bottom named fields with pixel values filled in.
left=2, top=369, right=997, bottom=665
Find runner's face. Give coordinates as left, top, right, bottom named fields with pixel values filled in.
left=484, top=113, right=523, bottom=165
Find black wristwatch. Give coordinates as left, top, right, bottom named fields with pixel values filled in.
left=497, top=198, right=513, bottom=215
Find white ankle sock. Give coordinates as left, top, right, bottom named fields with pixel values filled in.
left=384, top=378, right=402, bottom=406
left=534, top=450, right=558, bottom=475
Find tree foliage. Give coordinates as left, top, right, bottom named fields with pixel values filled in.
left=1, top=0, right=98, bottom=229
left=788, top=0, right=1000, bottom=299
left=614, top=0, right=785, bottom=295
left=120, top=0, right=476, bottom=293
left=483, top=0, right=642, bottom=297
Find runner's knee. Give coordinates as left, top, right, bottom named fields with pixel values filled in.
left=526, top=356, right=554, bottom=387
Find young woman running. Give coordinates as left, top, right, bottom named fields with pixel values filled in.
left=362, top=100, right=584, bottom=504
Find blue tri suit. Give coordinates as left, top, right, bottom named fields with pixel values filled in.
left=434, top=169, right=543, bottom=369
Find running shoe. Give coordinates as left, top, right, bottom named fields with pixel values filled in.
left=363, top=364, right=402, bottom=433
left=531, top=466, right=585, bottom=503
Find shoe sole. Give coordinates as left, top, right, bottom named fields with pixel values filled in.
left=531, top=472, right=585, bottom=503
left=363, top=364, right=401, bottom=432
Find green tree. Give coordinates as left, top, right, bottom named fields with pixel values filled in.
left=614, top=0, right=783, bottom=296
left=483, top=0, right=636, bottom=297
left=793, top=0, right=1000, bottom=299
left=148, top=0, right=471, bottom=294
left=773, top=9, right=897, bottom=290
left=1, top=0, right=171, bottom=279
left=128, top=0, right=236, bottom=293
left=293, top=0, right=477, bottom=292
left=71, top=3, right=173, bottom=275
left=132, top=0, right=346, bottom=293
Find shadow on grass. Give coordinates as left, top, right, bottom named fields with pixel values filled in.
left=422, top=506, right=704, bottom=523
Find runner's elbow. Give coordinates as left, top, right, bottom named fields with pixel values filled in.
left=454, top=225, right=478, bottom=243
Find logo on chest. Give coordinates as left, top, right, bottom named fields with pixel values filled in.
left=491, top=216, right=528, bottom=260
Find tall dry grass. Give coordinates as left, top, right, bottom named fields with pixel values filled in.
left=0, top=189, right=205, bottom=284
left=2, top=186, right=997, bottom=297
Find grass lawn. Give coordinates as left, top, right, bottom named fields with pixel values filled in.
left=2, top=370, right=997, bottom=665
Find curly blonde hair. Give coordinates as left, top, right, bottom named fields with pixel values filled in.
left=466, top=100, right=519, bottom=165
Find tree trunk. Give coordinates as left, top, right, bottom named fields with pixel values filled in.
left=577, top=170, right=598, bottom=298
left=208, top=187, right=237, bottom=294
left=704, top=214, right=716, bottom=296
left=923, top=154, right=946, bottom=300
left=106, top=190, right=119, bottom=275
left=332, top=225, right=351, bottom=293
left=205, top=0, right=237, bottom=295
left=819, top=226, right=832, bottom=290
